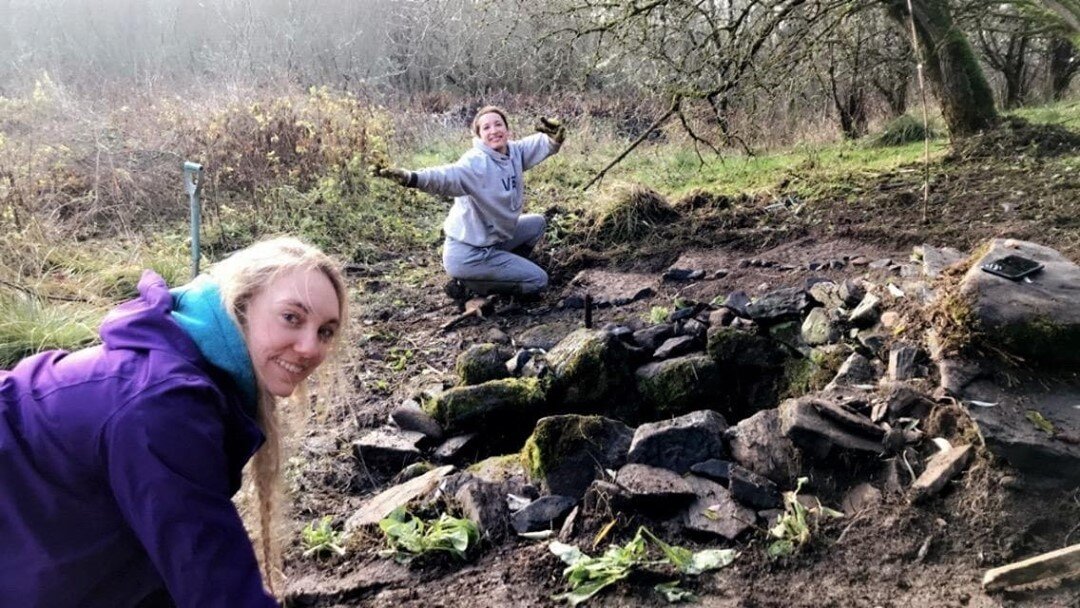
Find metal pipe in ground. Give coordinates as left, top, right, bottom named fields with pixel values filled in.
left=183, top=161, right=204, bottom=278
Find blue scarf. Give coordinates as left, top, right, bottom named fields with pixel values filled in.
left=169, top=275, right=258, bottom=408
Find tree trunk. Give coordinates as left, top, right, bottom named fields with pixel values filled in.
left=1049, top=36, right=1078, bottom=101
left=884, top=0, right=999, bottom=137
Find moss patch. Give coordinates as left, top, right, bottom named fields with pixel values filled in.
left=455, top=343, right=512, bottom=386
left=988, top=315, right=1080, bottom=366
left=636, top=355, right=725, bottom=418
left=780, top=346, right=848, bottom=399
left=519, top=414, right=631, bottom=488
left=425, top=377, right=546, bottom=433
left=707, top=326, right=785, bottom=368
left=546, top=329, right=632, bottom=409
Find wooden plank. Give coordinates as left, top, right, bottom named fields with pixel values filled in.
left=982, top=543, right=1080, bottom=591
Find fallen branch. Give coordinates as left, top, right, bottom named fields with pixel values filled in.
left=582, top=96, right=681, bottom=192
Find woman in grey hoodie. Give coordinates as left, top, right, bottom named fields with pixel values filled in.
left=374, top=106, right=565, bottom=299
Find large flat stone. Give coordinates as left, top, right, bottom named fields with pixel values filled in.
left=779, top=395, right=883, bottom=456
left=344, top=465, right=455, bottom=531
left=679, top=475, right=755, bottom=540
left=962, top=378, right=1080, bottom=488
left=960, top=239, right=1080, bottom=365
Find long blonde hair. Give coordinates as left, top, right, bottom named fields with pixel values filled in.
left=207, top=236, right=349, bottom=595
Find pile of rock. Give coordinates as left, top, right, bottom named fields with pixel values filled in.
left=346, top=239, right=1079, bottom=545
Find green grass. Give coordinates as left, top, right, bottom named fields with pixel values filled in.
left=0, top=292, right=100, bottom=368
left=1011, top=99, right=1080, bottom=129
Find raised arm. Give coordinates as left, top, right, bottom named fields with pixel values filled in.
left=519, top=116, right=566, bottom=171
left=371, top=156, right=480, bottom=198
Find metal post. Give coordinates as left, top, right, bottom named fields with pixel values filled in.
left=183, top=161, right=204, bottom=278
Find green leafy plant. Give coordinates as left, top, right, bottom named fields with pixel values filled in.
left=300, top=515, right=346, bottom=558
left=767, top=477, right=843, bottom=559
left=378, top=507, right=480, bottom=564
left=387, top=347, right=414, bottom=371
left=1025, top=410, right=1055, bottom=435
left=647, top=306, right=670, bottom=324
left=549, top=526, right=737, bottom=606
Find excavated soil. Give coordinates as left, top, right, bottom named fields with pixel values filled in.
left=282, top=126, right=1080, bottom=607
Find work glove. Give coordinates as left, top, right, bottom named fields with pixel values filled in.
left=534, top=116, right=566, bottom=144
left=370, top=159, right=412, bottom=187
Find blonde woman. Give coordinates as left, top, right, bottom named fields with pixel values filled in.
left=0, top=236, right=349, bottom=607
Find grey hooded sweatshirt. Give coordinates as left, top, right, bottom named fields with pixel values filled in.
left=413, top=133, right=559, bottom=248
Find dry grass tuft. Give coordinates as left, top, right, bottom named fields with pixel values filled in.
left=587, top=183, right=679, bottom=248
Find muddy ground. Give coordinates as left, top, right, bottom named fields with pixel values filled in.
left=281, top=122, right=1080, bottom=607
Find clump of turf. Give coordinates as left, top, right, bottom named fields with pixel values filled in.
left=871, top=115, right=936, bottom=147
left=587, top=183, right=679, bottom=247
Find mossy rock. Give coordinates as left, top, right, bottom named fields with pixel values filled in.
left=706, top=326, right=787, bottom=368
left=520, top=414, right=633, bottom=499
left=635, top=355, right=728, bottom=418
left=425, top=377, right=547, bottom=433
left=455, top=343, right=513, bottom=386
left=780, top=345, right=850, bottom=400
left=546, top=328, right=634, bottom=411
left=467, top=454, right=527, bottom=484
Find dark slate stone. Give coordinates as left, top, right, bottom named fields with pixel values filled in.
left=611, top=286, right=655, bottom=307
left=856, top=330, right=888, bottom=359
left=353, top=429, right=425, bottom=474
left=888, top=343, right=921, bottom=381
left=689, top=458, right=732, bottom=483
left=603, top=324, right=635, bottom=342
left=839, top=279, right=866, bottom=307
left=626, top=410, right=728, bottom=474
left=745, top=287, right=810, bottom=324
left=723, top=291, right=751, bottom=317
left=510, top=495, right=578, bottom=534
left=390, top=402, right=444, bottom=441
left=678, top=319, right=708, bottom=343
left=432, top=434, right=478, bottom=464
left=779, top=396, right=883, bottom=456
left=827, top=352, right=880, bottom=389
left=561, top=294, right=586, bottom=309
left=662, top=268, right=706, bottom=282
left=633, top=323, right=675, bottom=351
left=848, top=293, right=881, bottom=328
left=728, top=464, right=782, bottom=510
left=453, top=476, right=511, bottom=541
left=669, top=307, right=697, bottom=322
left=615, top=464, right=695, bottom=512
left=725, top=409, right=801, bottom=486
left=679, top=475, right=755, bottom=540
left=652, top=335, right=698, bottom=360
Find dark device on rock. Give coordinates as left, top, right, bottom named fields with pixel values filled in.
left=980, top=254, right=1043, bottom=281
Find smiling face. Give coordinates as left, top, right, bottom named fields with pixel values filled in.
left=476, top=111, right=510, bottom=154
left=243, top=266, right=341, bottom=397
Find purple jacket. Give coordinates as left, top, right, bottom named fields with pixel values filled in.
left=0, top=272, right=277, bottom=607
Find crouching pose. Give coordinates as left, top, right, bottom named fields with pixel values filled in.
left=373, top=105, right=565, bottom=299
left=0, top=236, right=348, bottom=607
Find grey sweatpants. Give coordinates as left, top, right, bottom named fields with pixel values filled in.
left=442, top=214, right=548, bottom=295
